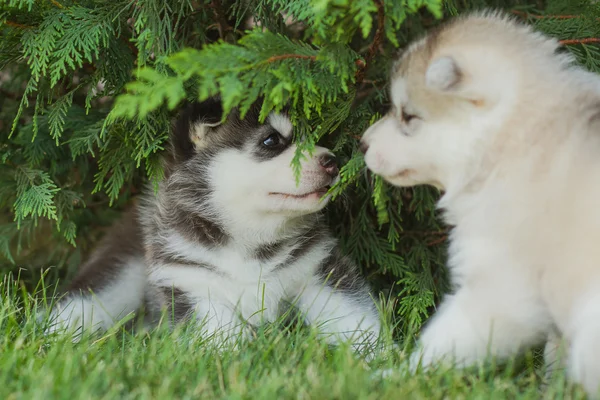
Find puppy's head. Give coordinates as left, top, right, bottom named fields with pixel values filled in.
left=169, top=97, right=339, bottom=223
left=360, top=11, right=569, bottom=191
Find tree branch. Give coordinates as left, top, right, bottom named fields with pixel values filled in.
left=209, top=0, right=232, bottom=39
left=356, top=0, right=385, bottom=83
left=3, top=21, right=33, bottom=29
left=511, top=10, right=585, bottom=20
left=49, top=0, right=65, bottom=9
left=425, top=235, right=448, bottom=247
left=265, top=54, right=317, bottom=63
left=399, top=229, right=449, bottom=246
left=0, top=88, right=21, bottom=100
left=510, top=11, right=600, bottom=46
left=559, top=38, right=600, bottom=45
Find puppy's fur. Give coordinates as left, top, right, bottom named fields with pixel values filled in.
left=361, top=10, right=600, bottom=396
left=46, top=98, right=381, bottom=353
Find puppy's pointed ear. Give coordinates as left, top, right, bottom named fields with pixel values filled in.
left=425, top=56, right=489, bottom=106
left=172, top=97, right=224, bottom=161
left=425, top=56, right=462, bottom=91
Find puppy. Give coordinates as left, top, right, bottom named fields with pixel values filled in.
left=45, top=98, right=382, bottom=355
left=360, top=10, right=600, bottom=397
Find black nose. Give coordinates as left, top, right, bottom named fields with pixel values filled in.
left=319, top=153, right=339, bottom=177
left=359, top=140, right=369, bottom=155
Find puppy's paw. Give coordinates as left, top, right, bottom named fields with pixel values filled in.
left=41, top=297, right=108, bottom=342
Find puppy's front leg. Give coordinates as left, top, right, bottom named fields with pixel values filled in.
left=295, top=279, right=381, bottom=357
left=191, top=297, right=254, bottom=349
left=155, top=285, right=252, bottom=349
left=410, top=282, right=547, bottom=372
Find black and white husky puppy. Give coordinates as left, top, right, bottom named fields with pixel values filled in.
left=45, top=98, right=382, bottom=352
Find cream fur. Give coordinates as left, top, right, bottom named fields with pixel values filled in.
left=361, top=10, right=600, bottom=397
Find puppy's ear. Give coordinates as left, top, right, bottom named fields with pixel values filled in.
left=425, top=55, right=490, bottom=107
left=425, top=56, right=462, bottom=91
left=172, top=97, right=224, bottom=161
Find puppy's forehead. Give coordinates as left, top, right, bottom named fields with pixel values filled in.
left=267, top=113, right=293, bottom=139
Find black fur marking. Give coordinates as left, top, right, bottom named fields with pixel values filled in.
left=254, top=239, right=289, bottom=262
left=553, top=44, right=570, bottom=57
left=162, top=158, right=229, bottom=248
left=272, top=227, right=326, bottom=272
left=587, top=102, right=600, bottom=127
left=317, top=251, right=366, bottom=293
left=168, top=208, right=229, bottom=248
left=160, top=286, right=195, bottom=322
left=67, top=208, right=144, bottom=294
left=172, top=98, right=224, bottom=163
left=154, top=251, right=218, bottom=271
left=184, top=212, right=228, bottom=247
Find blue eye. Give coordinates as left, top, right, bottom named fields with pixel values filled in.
left=263, top=134, right=281, bottom=147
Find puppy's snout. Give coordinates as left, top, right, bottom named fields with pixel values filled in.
left=319, top=153, right=339, bottom=178
left=359, top=139, right=369, bottom=155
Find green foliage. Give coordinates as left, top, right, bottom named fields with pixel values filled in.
left=2, top=0, right=600, bottom=337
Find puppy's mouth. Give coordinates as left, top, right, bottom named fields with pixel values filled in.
left=389, top=169, right=414, bottom=179
left=269, top=185, right=332, bottom=200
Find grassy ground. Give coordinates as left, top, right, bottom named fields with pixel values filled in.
left=0, top=274, right=588, bottom=400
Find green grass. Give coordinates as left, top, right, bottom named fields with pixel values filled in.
left=0, top=274, right=588, bottom=400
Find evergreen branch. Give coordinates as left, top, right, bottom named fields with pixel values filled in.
left=356, top=0, right=385, bottom=83
left=560, top=38, right=600, bottom=45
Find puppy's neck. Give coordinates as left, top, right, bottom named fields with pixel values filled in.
left=221, top=212, right=318, bottom=248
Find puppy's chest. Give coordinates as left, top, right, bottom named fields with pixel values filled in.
left=153, top=236, right=324, bottom=293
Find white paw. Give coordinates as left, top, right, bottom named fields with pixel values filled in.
left=568, top=324, right=600, bottom=398
left=42, top=297, right=108, bottom=342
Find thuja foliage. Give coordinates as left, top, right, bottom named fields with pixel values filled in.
left=1, top=0, right=600, bottom=334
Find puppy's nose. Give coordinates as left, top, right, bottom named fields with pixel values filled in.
left=359, top=139, right=369, bottom=155
left=319, top=153, right=339, bottom=177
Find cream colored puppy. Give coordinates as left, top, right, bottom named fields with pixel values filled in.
left=360, top=10, right=600, bottom=397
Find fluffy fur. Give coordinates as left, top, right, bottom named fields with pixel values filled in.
left=360, top=10, right=600, bottom=396
left=46, top=98, right=382, bottom=355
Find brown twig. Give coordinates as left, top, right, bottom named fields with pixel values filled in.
left=0, top=88, right=21, bottom=100
left=4, top=20, right=32, bottom=29
left=209, top=0, right=232, bottom=39
left=399, top=229, right=449, bottom=246
left=362, top=79, right=385, bottom=85
left=511, top=11, right=583, bottom=20
left=122, top=37, right=139, bottom=58
left=355, top=0, right=385, bottom=83
left=425, top=235, right=448, bottom=247
left=559, top=38, right=600, bottom=45
left=265, top=54, right=317, bottom=63
left=511, top=11, right=600, bottom=47
left=49, top=0, right=64, bottom=9
left=400, top=229, right=449, bottom=237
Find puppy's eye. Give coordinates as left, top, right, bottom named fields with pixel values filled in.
left=401, top=109, right=417, bottom=123
left=262, top=133, right=281, bottom=147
